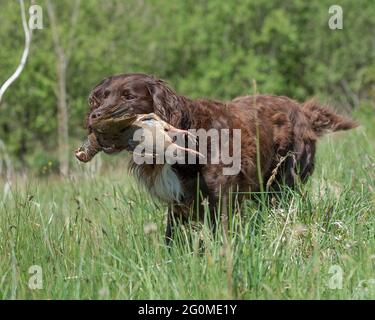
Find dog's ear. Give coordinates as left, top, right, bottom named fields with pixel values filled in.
left=147, top=80, right=167, bottom=117
left=146, top=79, right=180, bottom=124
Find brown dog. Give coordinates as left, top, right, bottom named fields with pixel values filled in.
left=81, top=73, right=357, bottom=244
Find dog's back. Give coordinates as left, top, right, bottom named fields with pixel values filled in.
left=232, top=95, right=358, bottom=191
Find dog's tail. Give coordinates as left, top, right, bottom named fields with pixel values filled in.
left=302, top=100, right=359, bottom=137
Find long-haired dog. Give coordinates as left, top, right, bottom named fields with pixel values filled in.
left=83, top=73, right=357, bottom=244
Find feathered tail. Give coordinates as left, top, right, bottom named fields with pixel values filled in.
left=302, top=100, right=359, bottom=136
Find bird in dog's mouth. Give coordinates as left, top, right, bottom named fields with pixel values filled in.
left=75, top=112, right=203, bottom=163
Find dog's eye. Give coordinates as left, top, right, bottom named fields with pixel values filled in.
left=122, top=91, right=136, bottom=100
left=89, top=96, right=100, bottom=108
left=103, top=90, right=110, bottom=98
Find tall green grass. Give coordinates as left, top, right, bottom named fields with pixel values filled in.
left=0, top=109, right=374, bottom=299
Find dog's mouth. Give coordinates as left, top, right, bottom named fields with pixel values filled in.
left=76, top=109, right=138, bottom=162
left=101, top=144, right=124, bottom=154
left=89, top=104, right=135, bottom=127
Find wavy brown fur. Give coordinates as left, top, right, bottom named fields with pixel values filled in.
left=85, top=73, right=358, bottom=243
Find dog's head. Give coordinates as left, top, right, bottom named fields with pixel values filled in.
left=87, top=73, right=152, bottom=127
left=87, top=73, right=179, bottom=130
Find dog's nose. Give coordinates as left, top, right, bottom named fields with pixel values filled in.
left=89, top=110, right=102, bottom=125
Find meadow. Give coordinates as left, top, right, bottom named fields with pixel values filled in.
left=0, top=106, right=374, bottom=300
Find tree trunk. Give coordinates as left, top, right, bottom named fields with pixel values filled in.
left=47, top=0, right=70, bottom=176
left=56, top=51, right=69, bottom=176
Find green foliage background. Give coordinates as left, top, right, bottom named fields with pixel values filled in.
left=0, top=1, right=374, bottom=300
left=0, top=0, right=374, bottom=172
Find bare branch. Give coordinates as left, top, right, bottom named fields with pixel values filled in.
left=0, top=0, right=32, bottom=104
